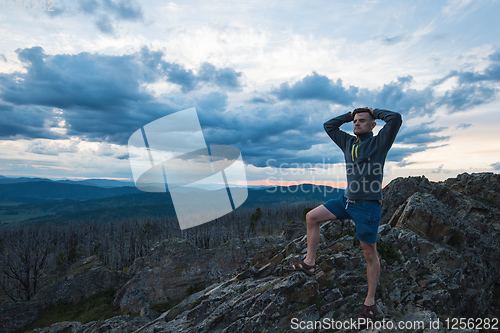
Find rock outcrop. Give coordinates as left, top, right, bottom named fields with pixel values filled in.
left=444, top=172, right=500, bottom=207
left=5, top=172, right=500, bottom=333
left=113, top=236, right=287, bottom=314
left=34, top=256, right=129, bottom=305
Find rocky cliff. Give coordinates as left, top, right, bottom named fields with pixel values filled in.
left=2, top=172, right=499, bottom=333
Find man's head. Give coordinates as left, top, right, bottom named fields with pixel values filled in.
left=352, top=107, right=376, bottom=136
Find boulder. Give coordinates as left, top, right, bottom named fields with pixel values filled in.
left=389, top=192, right=456, bottom=243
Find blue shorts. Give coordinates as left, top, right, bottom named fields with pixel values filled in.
left=323, top=195, right=381, bottom=244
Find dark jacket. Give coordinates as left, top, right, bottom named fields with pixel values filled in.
left=324, top=109, right=402, bottom=200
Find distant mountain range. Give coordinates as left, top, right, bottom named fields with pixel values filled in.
left=0, top=175, right=343, bottom=226
left=0, top=175, right=135, bottom=188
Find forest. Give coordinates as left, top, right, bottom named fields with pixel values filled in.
left=0, top=201, right=319, bottom=304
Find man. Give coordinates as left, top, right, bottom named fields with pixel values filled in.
left=285, top=107, right=402, bottom=323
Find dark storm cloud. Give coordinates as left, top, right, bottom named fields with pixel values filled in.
left=0, top=47, right=150, bottom=109
left=271, top=72, right=358, bottom=105
left=358, top=76, right=436, bottom=117
left=140, top=48, right=242, bottom=92
left=1, top=47, right=498, bottom=171
left=270, top=73, right=435, bottom=117
left=0, top=105, right=64, bottom=140
left=0, top=103, right=13, bottom=111
left=0, top=47, right=241, bottom=143
left=191, top=99, right=335, bottom=167
left=198, top=63, right=242, bottom=90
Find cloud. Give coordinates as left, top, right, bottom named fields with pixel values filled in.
left=270, top=72, right=358, bottom=105
left=267, top=49, right=500, bottom=118
left=381, top=35, right=406, bottom=45
left=491, top=162, right=500, bottom=170
left=78, top=0, right=143, bottom=34
left=80, top=0, right=99, bottom=14
left=95, top=14, right=115, bottom=34
left=489, top=50, right=500, bottom=63
left=0, top=47, right=245, bottom=143
left=195, top=92, right=228, bottom=114
left=268, top=73, right=435, bottom=117
left=1, top=47, right=495, bottom=172
left=0, top=105, right=64, bottom=140
left=101, top=0, right=143, bottom=21
left=397, top=159, right=416, bottom=167
left=431, top=164, right=450, bottom=174
left=0, top=103, right=13, bottom=111
left=94, top=142, right=127, bottom=157
left=140, top=48, right=243, bottom=92
left=454, top=58, right=500, bottom=84
left=441, top=0, right=475, bottom=18
left=456, top=123, right=472, bottom=130
left=432, top=50, right=500, bottom=111
left=27, top=140, right=79, bottom=156
left=396, top=122, right=450, bottom=145
left=248, top=96, right=275, bottom=104
left=438, top=85, right=495, bottom=111
left=0, top=54, right=6, bottom=62
left=386, top=146, right=435, bottom=163
left=45, top=0, right=67, bottom=17
left=359, top=76, right=436, bottom=117
left=0, top=46, right=151, bottom=110
left=432, top=164, right=444, bottom=173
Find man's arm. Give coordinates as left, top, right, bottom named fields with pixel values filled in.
left=372, top=108, right=403, bottom=149
left=323, top=112, right=355, bottom=150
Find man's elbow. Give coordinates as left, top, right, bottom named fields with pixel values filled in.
left=393, top=112, right=403, bottom=126
left=323, top=121, right=333, bottom=133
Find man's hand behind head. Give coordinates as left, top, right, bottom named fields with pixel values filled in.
left=352, top=107, right=374, bottom=121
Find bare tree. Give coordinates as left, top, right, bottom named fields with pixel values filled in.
left=1, top=224, right=54, bottom=301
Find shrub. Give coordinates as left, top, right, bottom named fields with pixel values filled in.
left=19, top=289, right=119, bottom=332
left=377, top=240, right=403, bottom=265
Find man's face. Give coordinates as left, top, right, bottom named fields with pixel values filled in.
left=353, top=112, right=376, bottom=136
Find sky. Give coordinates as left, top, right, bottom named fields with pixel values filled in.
left=0, top=0, right=499, bottom=189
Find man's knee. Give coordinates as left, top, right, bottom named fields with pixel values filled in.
left=362, top=244, right=379, bottom=262
left=306, top=210, right=319, bottom=226
left=306, top=206, right=335, bottom=226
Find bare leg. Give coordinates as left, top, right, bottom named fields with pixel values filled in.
left=360, top=241, right=379, bottom=306
left=302, top=205, right=336, bottom=273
